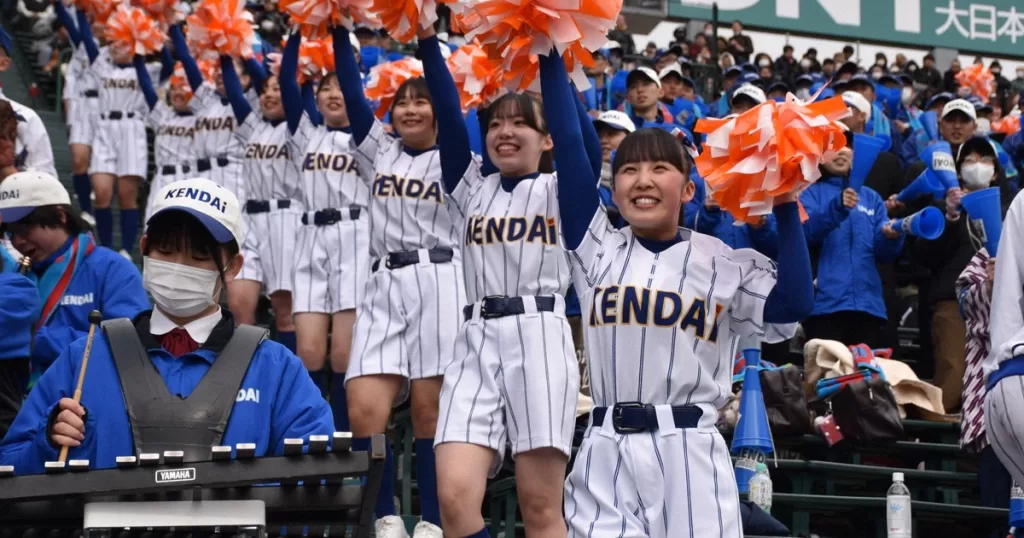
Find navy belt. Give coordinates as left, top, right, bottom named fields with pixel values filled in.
left=83, top=90, right=99, bottom=98
left=197, top=157, right=230, bottom=171
left=463, top=296, right=556, bottom=321
left=245, top=200, right=291, bottom=214
left=103, top=111, right=135, bottom=120
left=302, top=207, right=361, bottom=225
left=372, top=247, right=453, bottom=272
left=161, top=164, right=191, bottom=176
left=592, top=403, right=702, bottom=434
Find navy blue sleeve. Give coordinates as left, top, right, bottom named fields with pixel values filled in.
left=420, top=35, right=471, bottom=194
left=572, top=85, right=602, bottom=180
left=158, top=47, right=174, bottom=83
left=279, top=32, right=303, bottom=134
left=301, top=83, right=323, bottom=126
left=332, top=26, right=375, bottom=146
left=55, top=2, right=80, bottom=47
left=169, top=25, right=203, bottom=92
left=538, top=52, right=599, bottom=250
left=475, top=106, right=497, bottom=176
left=134, top=55, right=159, bottom=110
left=245, top=57, right=268, bottom=95
left=77, top=10, right=98, bottom=63
left=220, top=56, right=252, bottom=124
left=763, top=202, right=814, bottom=323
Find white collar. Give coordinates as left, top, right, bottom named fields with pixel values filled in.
left=149, top=307, right=222, bottom=345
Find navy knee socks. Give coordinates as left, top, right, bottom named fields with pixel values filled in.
left=414, top=438, right=441, bottom=526
left=72, top=174, right=92, bottom=213
left=120, top=209, right=139, bottom=254
left=276, top=331, right=296, bottom=353
left=353, top=437, right=396, bottom=517
left=94, top=208, right=113, bottom=247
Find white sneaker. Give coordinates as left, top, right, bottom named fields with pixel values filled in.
left=375, top=515, right=410, bottom=538
left=119, top=249, right=132, bottom=261
left=412, top=521, right=443, bottom=538
left=80, top=211, right=96, bottom=227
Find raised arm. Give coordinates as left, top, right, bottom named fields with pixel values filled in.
left=301, top=82, right=323, bottom=126
left=54, top=2, right=80, bottom=47
left=133, top=55, right=159, bottom=110
left=245, top=57, right=268, bottom=95
left=331, top=25, right=375, bottom=145
left=572, top=84, right=602, bottom=180
left=538, top=51, right=599, bottom=250
left=158, top=47, right=174, bottom=83
left=220, top=55, right=252, bottom=123
left=76, top=9, right=98, bottom=63
left=419, top=30, right=472, bottom=193
left=279, top=32, right=303, bottom=134
left=169, top=24, right=204, bottom=92
left=762, top=201, right=814, bottom=323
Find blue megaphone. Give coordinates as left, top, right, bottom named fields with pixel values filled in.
left=897, top=168, right=946, bottom=203
left=732, top=364, right=773, bottom=494
left=921, top=141, right=959, bottom=191
left=360, top=45, right=382, bottom=70
left=1012, top=482, right=1024, bottom=529
left=891, top=206, right=945, bottom=240
left=849, top=133, right=887, bottom=191
left=878, top=85, right=901, bottom=118
left=961, top=187, right=1003, bottom=256
left=919, top=111, right=939, bottom=142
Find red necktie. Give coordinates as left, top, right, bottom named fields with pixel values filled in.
left=159, top=328, right=200, bottom=358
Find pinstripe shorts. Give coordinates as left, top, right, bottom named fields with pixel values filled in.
left=435, top=298, right=579, bottom=476
left=293, top=218, right=370, bottom=314
left=90, top=118, right=148, bottom=177
left=986, top=377, right=1024, bottom=487
left=237, top=205, right=303, bottom=295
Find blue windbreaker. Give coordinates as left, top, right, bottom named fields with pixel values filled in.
left=0, top=273, right=41, bottom=361
left=0, top=313, right=334, bottom=474
left=32, top=244, right=150, bottom=371
left=800, top=177, right=904, bottom=320
left=694, top=205, right=779, bottom=259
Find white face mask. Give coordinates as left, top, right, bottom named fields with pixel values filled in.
left=901, top=87, right=913, bottom=104
left=975, top=117, right=991, bottom=135
left=800, top=59, right=811, bottom=69
left=143, top=257, right=220, bottom=318
left=758, top=59, right=771, bottom=67
left=961, top=162, right=995, bottom=190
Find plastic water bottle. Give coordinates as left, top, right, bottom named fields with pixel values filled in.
left=748, top=462, right=773, bottom=514
left=886, top=472, right=912, bottom=538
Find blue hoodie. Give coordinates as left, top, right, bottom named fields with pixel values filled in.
left=0, top=312, right=334, bottom=474
left=32, top=243, right=150, bottom=372
left=694, top=205, right=779, bottom=259
left=0, top=273, right=41, bottom=361
left=800, top=177, right=904, bottom=320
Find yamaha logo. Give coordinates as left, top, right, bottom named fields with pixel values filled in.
left=155, top=468, right=196, bottom=484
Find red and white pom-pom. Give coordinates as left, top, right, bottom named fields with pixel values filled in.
left=447, top=43, right=505, bottom=111
left=279, top=0, right=379, bottom=38
left=365, top=57, right=423, bottom=119
left=131, top=0, right=173, bottom=24
left=457, top=0, right=622, bottom=92
left=186, top=0, right=255, bottom=59
left=104, top=5, right=166, bottom=56
left=369, top=0, right=461, bottom=43
left=694, top=93, right=851, bottom=224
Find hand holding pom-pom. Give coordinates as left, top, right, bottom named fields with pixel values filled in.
left=446, top=43, right=506, bottom=111
left=279, top=0, right=379, bottom=38
left=105, top=5, right=167, bottom=56
left=369, top=0, right=461, bottom=43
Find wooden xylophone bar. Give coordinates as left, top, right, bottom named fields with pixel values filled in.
left=0, top=434, right=386, bottom=538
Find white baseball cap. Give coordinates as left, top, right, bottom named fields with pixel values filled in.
left=658, top=64, right=684, bottom=80
left=842, top=91, right=872, bottom=122
left=0, top=170, right=72, bottom=223
left=731, top=84, right=766, bottom=105
left=592, top=111, right=636, bottom=133
left=627, top=66, right=661, bottom=89
left=942, top=98, right=977, bottom=121
left=146, top=177, right=244, bottom=245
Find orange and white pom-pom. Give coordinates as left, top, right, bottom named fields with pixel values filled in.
left=369, top=0, right=460, bottom=43
left=131, top=0, right=173, bottom=23
left=955, top=64, right=994, bottom=103
left=365, top=57, right=423, bottom=119
left=694, top=94, right=850, bottom=224
left=993, top=112, right=1021, bottom=136
left=186, top=0, right=255, bottom=59
left=457, top=0, right=622, bottom=92
left=447, top=43, right=506, bottom=111
left=168, top=63, right=194, bottom=98
left=104, top=5, right=166, bottom=56
left=76, top=0, right=118, bottom=24
left=298, top=37, right=335, bottom=83
left=279, top=0, right=379, bottom=38
left=196, top=58, right=218, bottom=82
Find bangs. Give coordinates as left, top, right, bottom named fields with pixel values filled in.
left=317, top=72, right=340, bottom=93
left=487, top=93, right=548, bottom=134
left=612, top=128, right=688, bottom=176
left=394, top=77, right=431, bottom=105
left=144, top=210, right=222, bottom=259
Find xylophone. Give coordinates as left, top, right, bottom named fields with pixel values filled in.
left=0, top=433, right=386, bottom=538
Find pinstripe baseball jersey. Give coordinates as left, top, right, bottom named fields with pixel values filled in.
left=353, top=119, right=460, bottom=256
left=192, top=85, right=256, bottom=162
left=571, top=209, right=780, bottom=413
left=987, top=190, right=1024, bottom=376
left=146, top=103, right=196, bottom=168
left=289, top=114, right=368, bottom=210
left=88, top=59, right=146, bottom=116
left=452, top=164, right=571, bottom=303
left=236, top=114, right=301, bottom=202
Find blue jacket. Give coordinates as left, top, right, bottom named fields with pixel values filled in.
left=0, top=273, right=40, bottom=360
left=33, top=245, right=150, bottom=371
left=0, top=312, right=334, bottom=474
left=800, top=177, right=904, bottom=320
left=694, top=205, right=779, bottom=259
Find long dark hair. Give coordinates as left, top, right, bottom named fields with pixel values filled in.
left=481, top=92, right=554, bottom=174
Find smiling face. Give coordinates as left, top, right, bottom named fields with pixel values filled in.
left=390, top=78, right=436, bottom=148
left=317, top=74, right=349, bottom=127
left=612, top=130, right=696, bottom=241
left=822, top=147, right=853, bottom=177
left=259, top=75, right=284, bottom=120
left=484, top=94, right=553, bottom=178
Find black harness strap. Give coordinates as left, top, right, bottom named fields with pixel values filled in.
left=103, top=319, right=267, bottom=462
